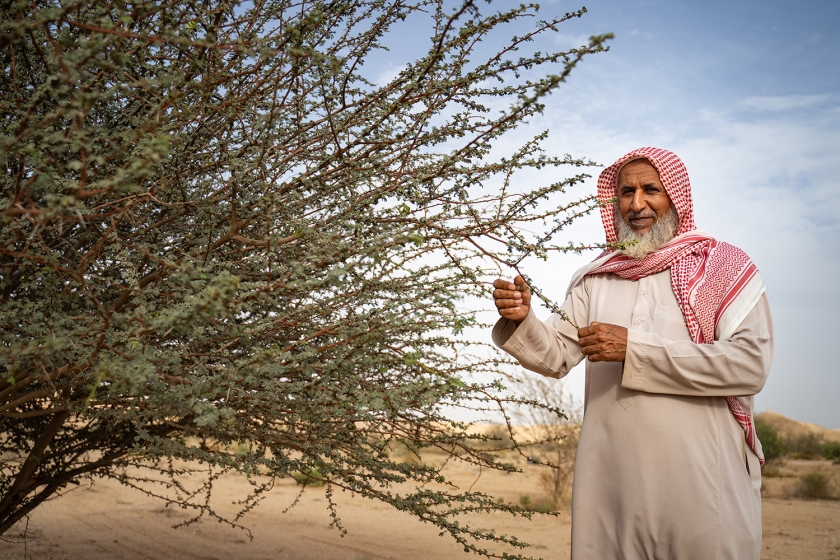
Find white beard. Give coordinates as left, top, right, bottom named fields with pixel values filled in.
left=615, top=206, right=680, bottom=259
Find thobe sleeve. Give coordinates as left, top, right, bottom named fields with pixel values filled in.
left=622, top=293, right=773, bottom=396
left=491, top=278, right=589, bottom=379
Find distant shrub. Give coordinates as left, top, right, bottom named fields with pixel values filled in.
left=821, top=441, right=840, bottom=461
left=786, top=433, right=825, bottom=460
left=292, top=468, right=327, bottom=487
left=755, top=419, right=786, bottom=462
left=761, top=464, right=785, bottom=478
left=790, top=471, right=836, bottom=500
left=518, top=494, right=556, bottom=513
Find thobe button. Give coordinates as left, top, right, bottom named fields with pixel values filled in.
left=635, top=320, right=642, bottom=326
left=641, top=290, right=647, bottom=296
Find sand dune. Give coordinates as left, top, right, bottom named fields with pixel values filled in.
left=756, top=411, right=840, bottom=442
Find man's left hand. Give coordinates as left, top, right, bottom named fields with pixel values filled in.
left=578, top=322, right=628, bottom=362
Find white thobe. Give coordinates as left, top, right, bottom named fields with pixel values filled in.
left=493, top=269, right=773, bottom=560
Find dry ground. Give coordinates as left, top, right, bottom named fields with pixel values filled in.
left=0, top=452, right=572, bottom=560
left=759, top=458, right=840, bottom=560
left=1, top=453, right=838, bottom=560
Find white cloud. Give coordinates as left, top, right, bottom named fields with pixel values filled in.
left=374, top=63, right=407, bottom=87
left=740, top=94, right=833, bottom=112
left=551, top=33, right=598, bottom=48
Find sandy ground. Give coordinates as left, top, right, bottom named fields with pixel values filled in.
left=759, top=459, right=840, bottom=560
left=1, top=456, right=838, bottom=560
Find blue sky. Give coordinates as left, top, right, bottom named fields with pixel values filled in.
left=381, top=0, right=840, bottom=427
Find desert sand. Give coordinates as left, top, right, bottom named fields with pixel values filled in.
left=1, top=422, right=839, bottom=559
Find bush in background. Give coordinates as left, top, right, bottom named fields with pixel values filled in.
left=786, top=433, right=826, bottom=460
left=822, top=441, right=840, bottom=461
left=518, top=493, right=555, bottom=514
left=789, top=471, right=837, bottom=500
left=756, top=419, right=787, bottom=462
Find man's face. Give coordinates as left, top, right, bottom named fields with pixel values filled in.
left=617, top=159, right=674, bottom=236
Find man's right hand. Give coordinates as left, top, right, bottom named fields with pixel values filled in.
left=492, top=275, right=532, bottom=323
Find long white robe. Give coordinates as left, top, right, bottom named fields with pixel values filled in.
left=493, top=269, right=773, bottom=560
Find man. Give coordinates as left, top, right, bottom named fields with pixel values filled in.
left=492, top=147, right=773, bottom=559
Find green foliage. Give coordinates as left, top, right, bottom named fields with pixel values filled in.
left=785, top=432, right=825, bottom=460
left=821, top=441, right=840, bottom=461
left=292, top=467, right=327, bottom=487
left=0, top=0, right=610, bottom=555
left=517, top=493, right=555, bottom=514
left=790, top=471, right=837, bottom=500
left=755, top=418, right=787, bottom=462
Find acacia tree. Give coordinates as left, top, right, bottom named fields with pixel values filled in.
left=0, top=0, right=609, bottom=555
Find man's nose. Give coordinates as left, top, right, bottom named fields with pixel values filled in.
left=630, top=189, right=647, bottom=212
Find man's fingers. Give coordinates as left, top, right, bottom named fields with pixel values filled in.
left=581, top=322, right=602, bottom=335
left=577, top=322, right=627, bottom=362
left=579, top=336, right=601, bottom=350
left=513, top=275, right=530, bottom=291
left=498, top=307, right=525, bottom=320
left=493, top=288, right=522, bottom=301
left=579, top=322, right=607, bottom=338
left=492, top=277, right=530, bottom=322
left=581, top=347, right=601, bottom=361
left=492, top=277, right=531, bottom=292
left=579, top=342, right=601, bottom=359
left=495, top=298, right=523, bottom=309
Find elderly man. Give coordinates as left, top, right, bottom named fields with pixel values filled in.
left=492, top=147, right=773, bottom=559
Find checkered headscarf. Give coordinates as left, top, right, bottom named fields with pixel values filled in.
left=597, top=146, right=695, bottom=244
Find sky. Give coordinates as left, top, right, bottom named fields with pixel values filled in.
left=380, top=1, right=840, bottom=427
left=508, top=0, right=840, bottom=428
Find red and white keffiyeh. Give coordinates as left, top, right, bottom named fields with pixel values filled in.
left=573, top=147, right=767, bottom=464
